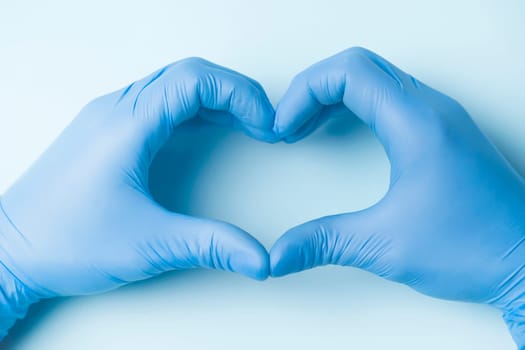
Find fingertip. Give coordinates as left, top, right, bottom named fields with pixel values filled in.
left=241, top=124, right=282, bottom=144
left=269, top=216, right=347, bottom=277
left=243, top=93, right=281, bottom=144
left=257, top=92, right=277, bottom=129
left=283, top=135, right=301, bottom=144
left=210, top=220, right=270, bottom=280
left=273, top=81, right=323, bottom=139
left=198, top=62, right=278, bottom=143
left=161, top=212, right=271, bottom=280
left=230, top=239, right=270, bottom=281
left=282, top=109, right=333, bottom=144
left=272, top=107, right=289, bottom=139
left=269, top=245, right=287, bottom=277
left=271, top=117, right=284, bottom=140
left=273, top=108, right=309, bottom=141
left=269, top=233, right=304, bottom=278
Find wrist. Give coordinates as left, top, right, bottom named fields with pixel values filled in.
left=494, top=267, right=525, bottom=350
left=503, top=306, right=525, bottom=350
left=0, top=261, right=38, bottom=339
left=497, top=274, right=525, bottom=349
left=491, top=196, right=525, bottom=349
left=491, top=246, right=525, bottom=348
left=0, top=199, right=39, bottom=339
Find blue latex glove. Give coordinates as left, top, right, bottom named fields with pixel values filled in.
left=0, top=58, right=276, bottom=338
left=270, top=47, right=525, bottom=348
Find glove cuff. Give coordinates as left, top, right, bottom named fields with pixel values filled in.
left=493, top=267, right=525, bottom=349
left=0, top=262, right=38, bottom=340
left=502, top=301, right=525, bottom=350
left=0, top=200, right=39, bottom=340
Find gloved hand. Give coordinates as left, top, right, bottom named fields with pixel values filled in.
left=270, top=47, right=525, bottom=348
left=0, top=58, right=276, bottom=338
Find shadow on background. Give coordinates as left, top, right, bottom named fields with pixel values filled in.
left=2, top=269, right=206, bottom=349
left=149, top=119, right=235, bottom=214
left=1, top=298, right=68, bottom=350
left=148, top=107, right=365, bottom=213
left=489, top=133, right=525, bottom=179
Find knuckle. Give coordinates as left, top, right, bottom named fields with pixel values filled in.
left=342, top=46, right=369, bottom=57
left=383, top=248, right=412, bottom=282
left=404, top=101, right=452, bottom=150
left=340, top=46, right=369, bottom=62
left=79, top=93, right=115, bottom=118
left=290, top=70, right=309, bottom=87
left=172, top=57, right=211, bottom=78
left=426, top=112, right=454, bottom=146
left=446, top=96, right=469, bottom=119
left=336, top=47, right=370, bottom=73
left=177, top=56, right=209, bottom=68
left=309, top=225, right=333, bottom=267
left=248, top=79, right=266, bottom=98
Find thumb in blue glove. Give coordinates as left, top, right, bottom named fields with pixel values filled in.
left=0, top=58, right=276, bottom=337
left=270, top=47, right=525, bottom=348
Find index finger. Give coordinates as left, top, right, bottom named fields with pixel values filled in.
left=274, top=47, right=423, bottom=160
left=112, top=57, right=279, bottom=159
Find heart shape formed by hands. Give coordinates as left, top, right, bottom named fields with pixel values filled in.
left=0, top=47, right=524, bottom=345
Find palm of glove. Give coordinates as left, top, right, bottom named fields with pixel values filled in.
left=371, top=121, right=525, bottom=304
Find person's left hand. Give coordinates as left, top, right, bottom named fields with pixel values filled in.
left=269, top=47, right=525, bottom=347
left=0, top=58, right=276, bottom=336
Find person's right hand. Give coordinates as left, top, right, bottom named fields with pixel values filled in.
left=270, top=47, right=525, bottom=348
left=0, top=58, right=276, bottom=338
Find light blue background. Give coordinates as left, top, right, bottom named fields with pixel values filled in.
left=0, top=1, right=524, bottom=349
